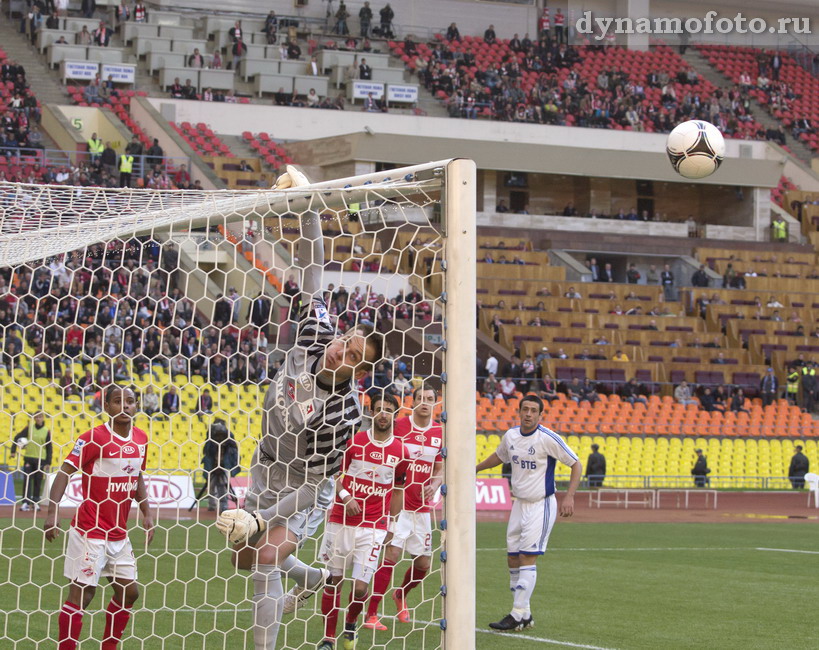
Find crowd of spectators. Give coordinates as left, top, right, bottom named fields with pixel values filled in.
left=0, top=60, right=44, bottom=161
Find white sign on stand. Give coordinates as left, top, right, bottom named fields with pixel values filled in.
left=62, top=60, right=99, bottom=82
left=350, top=81, right=384, bottom=99
left=101, top=63, right=137, bottom=84
left=387, top=84, right=418, bottom=103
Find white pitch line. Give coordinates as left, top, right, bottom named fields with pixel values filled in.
left=478, top=547, right=748, bottom=552
left=0, top=606, right=616, bottom=648
left=756, top=547, right=819, bottom=555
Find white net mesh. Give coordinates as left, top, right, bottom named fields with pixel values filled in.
left=0, top=164, right=458, bottom=649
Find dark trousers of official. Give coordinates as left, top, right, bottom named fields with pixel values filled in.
left=802, top=389, right=815, bottom=412
left=120, top=172, right=131, bottom=187
left=693, top=475, right=707, bottom=488
left=588, top=476, right=604, bottom=488
left=555, top=26, right=565, bottom=44
left=790, top=476, right=806, bottom=489
left=22, top=458, right=46, bottom=505
left=762, top=391, right=775, bottom=407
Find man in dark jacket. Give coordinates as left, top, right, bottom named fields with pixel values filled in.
left=202, top=419, right=240, bottom=512
left=248, top=293, right=272, bottom=333
left=586, top=444, right=606, bottom=487
left=788, top=445, right=810, bottom=489
left=691, top=264, right=709, bottom=287
left=692, top=449, right=710, bottom=487
left=760, top=368, right=778, bottom=406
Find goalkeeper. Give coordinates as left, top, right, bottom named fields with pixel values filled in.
left=216, top=166, right=386, bottom=650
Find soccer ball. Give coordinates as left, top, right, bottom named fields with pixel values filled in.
left=16, top=437, right=28, bottom=449
left=666, top=120, right=725, bottom=179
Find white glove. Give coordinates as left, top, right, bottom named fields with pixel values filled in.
left=273, top=165, right=311, bottom=189
left=215, top=509, right=266, bottom=544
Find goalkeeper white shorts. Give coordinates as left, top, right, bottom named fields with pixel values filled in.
left=390, top=511, right=433, bottom=557
left=64, top=527, right=137, bottom=587
left=319, top=522, right=387, bottom=584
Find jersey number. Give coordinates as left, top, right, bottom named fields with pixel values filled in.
left=520, top=460, right=537, bottom=470
left=369, top=543, right=382, bottom=562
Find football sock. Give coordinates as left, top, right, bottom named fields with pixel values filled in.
left=509, top=567, right=520, bottom=593
left=58, top=600, right=84, bottom=650
left=511, top=565, right=537, bottom=620
left=367, top=559, right=396, bottom=616
left=321, top=586, right=342, bottom=640
left=346, top=588, right=367, bottom=624
left=280, top=555, right=324, bottom=590
left=102, top=598, right=132, bottom=649
left=398, top=564, right=428, bottom=599
left=251, top=563, right=284, bottom=650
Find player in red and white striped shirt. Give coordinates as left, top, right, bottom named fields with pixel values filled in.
left=365, top=383, right=443, bottom=630
left=318, top=393, right=409, bottom=650
left=44, top=385, right=154, bottom=650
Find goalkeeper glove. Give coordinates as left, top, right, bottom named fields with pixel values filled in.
left=273, top=165, right=311, bottom=189
left=215, top=509, right=266, bottom=544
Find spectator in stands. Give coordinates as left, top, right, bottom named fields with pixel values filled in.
left=94, top=21, right=112, bottom=47
left=699, top=387, right=724, bottom=413
left=691, top=449, right=710, bottom=487
left=181, top=78, right=196, bottom=99
left=445, top=23, right=461, bottom=42
left=566, top=377, right=582, bottom=403
left=612, top=349, right=629, bottom=362
left=99, top=141, right=117, bottom=176
left=691, top=264, right=709, bottom=288
left=482, top=372, right=499, bottom=403
left=599, top=263, right=614, bottom=283
left=674, top=381, right=697, bottom=406
left=621, top=378, right=647, bottom=405
left=378, top=3, right=394, bottom=38
left=731, top=388, right=750, bottom=413
left=646, top=264, right=659, bottom=285
left=499, top=376, right=517, bottom=401
left=56, top=0, right=69, bottom=17
left=562, top=201, right=578, bottom=216
left=286, top=38, right=301, bottom=60
left=146, top=138, right=163, bottom=167
left=232, top=37, right=248, bottom=73
left=760, top=368, right=779, bottom=406
left=83, top=79, right=101, bottom=104
left=626, top=263, right=641, bottom=284
left=539, top=373, right=558, bottom=403
left=661, top=264, right=674, bottom=300
left=484, top=24, right=496, bottom=45
left=580, top=378, right=600, bottom=404
left=27, top=6, right=43, bottom=45
left=788, top=446, right=810, bottom=489
left=115, top=0, right=129, bottom=28
left=711, top=352, right=728, bottom=365
left=363, top=92, right=380, bottom=112
left=586, top=444, right=606, bottom=487
left=188, top=48, right=205, bottom=69
left=263, top=10, right=278, bottom=44
left=359, top=58, right=372, bottom=80
left=333, top=1, right=350, bottom=35
left=141, top=385, right=159, bottom=416
left=134, top=0, right=148, bottom=22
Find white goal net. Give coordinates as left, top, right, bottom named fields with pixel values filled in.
left=0, top=159, right=476, bottom=649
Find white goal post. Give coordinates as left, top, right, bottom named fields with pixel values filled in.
left=0, top=158, right=476, bottom=648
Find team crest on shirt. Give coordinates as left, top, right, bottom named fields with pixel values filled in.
left=297, top=400, right=315, bottom=420
left=71, top=439, right=86, bottom=456
left=527, top=447, right=535, bottom=455
left=137, top=445, right=146, bottom=457
left=313, top=301, right=330, bottom=323
left=298, top=373, right=314, bottom=392
left=123, top=464, right=136, bottom=475
left=386, top=455, right=399, bottom=466
left=431, top=437, right=441, bottom=447
left=287, top=381, right=296, bottom=401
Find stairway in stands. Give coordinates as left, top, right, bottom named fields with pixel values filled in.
left=0, top=14, right=68, bottom=106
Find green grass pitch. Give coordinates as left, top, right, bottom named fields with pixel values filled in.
left=1, top=518, right=817, bottom=649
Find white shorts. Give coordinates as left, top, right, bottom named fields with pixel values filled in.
left=64, top=527, right=137, bottom=587
left=390, top=511, right=432, bottom=557
left=506, top=495, right=557, bottom=556
left=318, top=522, right=387, bottom=584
